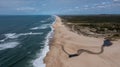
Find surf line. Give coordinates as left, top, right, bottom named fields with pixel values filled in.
left=32, top=15, right=56, bottom=67
left=62, top=39, right=113, bottom=58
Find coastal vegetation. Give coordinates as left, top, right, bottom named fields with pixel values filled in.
left=59, top=15, right=120, bottom=40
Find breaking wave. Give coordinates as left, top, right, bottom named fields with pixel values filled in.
left=0, top=32, right=43, bottom=42
left=40, top=20, right=47, bottom=23
left=30, top=24, right=50, bottom=30
left=40, top=17, right=54, bottom=23
left=0, top=42, right=19, bottom=50
left=32, top=15, right=56, bottom=67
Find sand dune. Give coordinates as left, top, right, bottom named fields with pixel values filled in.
left=44, top=16, right=120, bottom=67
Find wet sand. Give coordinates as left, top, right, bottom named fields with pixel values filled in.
left=44, top=16, right=120, bottom=67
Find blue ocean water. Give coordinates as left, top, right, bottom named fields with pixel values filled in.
left=0, top=15, right=55, bottom=67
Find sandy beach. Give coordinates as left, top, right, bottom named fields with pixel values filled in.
left=44, top=16, right=120, bottom=67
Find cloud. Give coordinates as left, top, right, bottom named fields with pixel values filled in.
left=0, top=0, right=120, bottom=14
left=84, top=5, right=89, bottom=8
left=0, top=0, right=37, bottom=9
left=41, top=4, right=47, bottom=6
left=113, top=0, right=120, bottom=3
left=90, top=1, right=120, bottom=9
left=97, top=5, right=106, bottom=8
left=113, top=0, right=120, bottom=2
left=16, top=7, right=36, bottom=11
left=75, top=6, right=79, bottom=9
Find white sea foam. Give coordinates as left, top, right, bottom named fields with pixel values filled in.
left=0, top=42, right=19, bottom=50
left=0, top=33, right=18, bottom=42
left=40, top=17, right=53, bottom=23
left=30, top=27, right=40, bottom=30
left=40, top=20, right=46, bottom=23
left=5, top=33, right=18, bottom=39
left=32, top=15, right=56, bottom=67
left=40, top=24, right=50, bottom=29
left=5, top=33, right=16, bottom=39
left=0, top=32, right=43, bottom=42
left=18, top=32, right=43, bottom=36
left=5, top=32, right=43, bottom=39
left=30, top=24, right=50, bottom=30
left=0, top=38, right=7, bottom=42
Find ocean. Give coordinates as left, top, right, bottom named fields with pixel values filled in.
left=0, top=15, right=55, bottom=67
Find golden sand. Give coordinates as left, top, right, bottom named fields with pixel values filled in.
left=44, top=16, right=120, bottom=67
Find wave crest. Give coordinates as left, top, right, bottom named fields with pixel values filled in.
left=30, top=24, right=50, bottom=30
left=0, top=42, right=19, bottom=50
left=0, top=32, right=43, bottom=42
left=32, top=15, right=56, bottom=67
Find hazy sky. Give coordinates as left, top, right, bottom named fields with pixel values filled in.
left=0, top=0, right=120, bottom=15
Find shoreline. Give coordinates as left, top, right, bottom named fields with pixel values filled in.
left=44, top=16, right=120, bottom=67
left=32, top=15, right=56, bottom=67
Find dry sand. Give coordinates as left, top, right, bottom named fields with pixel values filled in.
left=44, top=16, right=120, bottom=67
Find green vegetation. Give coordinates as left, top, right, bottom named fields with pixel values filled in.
left=59, top=15, right=120, bottom=40
left=60, top=15, right=120, bottom=23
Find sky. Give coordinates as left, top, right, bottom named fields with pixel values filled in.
left=0, top=0, right=120, bottom=15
